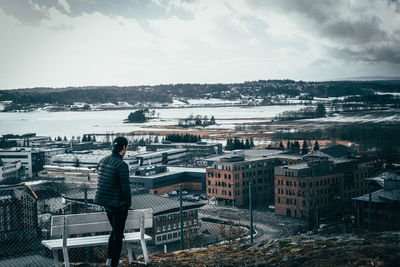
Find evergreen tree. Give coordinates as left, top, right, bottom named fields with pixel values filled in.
left=74, top=158, right=80, bottom=168
left=286, top=141, right=292, bottom=150
left=245, top=139, right=250, bottom=149
left=279, top=141, right=284, bottom=149
left=63, top=136, right=67, bottom=141
left=226, top=138, right=234, bottom=150
left=301, top=140, right=309, bottom=154
left=195, top=117, right=202, bottom=126
left=138, top=138, right=146, bottom=146
left=240, top=139, right=245, bottom=149
left=314, top=140, right=320, bottom=151
left=316, top=103, right=326, bottom=117
left=250, top=138, right=255, bottom=149
left=92, top=135, right=96, bottom=142
left=57, top=136, right=62, bottom=141
left=154, top=136, right=159, bottom=143
left=233, top=137, right=241, bottom=149
left=82, top=135, right=88, bottom=142
left=292, top=140, right=300, bottom=153
left=210, top=116, right=216, bottom=125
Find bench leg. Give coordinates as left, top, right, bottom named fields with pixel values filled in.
left=127, top=243, right=133, bottom=264
left=62, top=246, right=70, bottom=267
left=140, top=239, right=150, bottom=265
left=52, top=250, right=59, bottom=267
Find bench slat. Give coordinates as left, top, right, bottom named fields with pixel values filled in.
left=51, top=218, right=153, bottom=236
left=52, top=209, right=152, bottom=226
left=42, top=232, right=152, bottom=250
left=51, top=209, right=153, bottom=236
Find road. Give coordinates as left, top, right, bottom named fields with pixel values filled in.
left=199, top=203, right=306, bottom=243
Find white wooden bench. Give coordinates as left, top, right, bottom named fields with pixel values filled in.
left=42, top=209, right=153, bottom=267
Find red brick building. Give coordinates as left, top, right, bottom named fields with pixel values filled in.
left=206, top=151, right=284, bottom=206
left=274, top=159, right=372, bottom=226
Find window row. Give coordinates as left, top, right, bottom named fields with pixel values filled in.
left=156, top=219, right=198, bottom=233
left=156, top=228, right=199, bottom=242
left=215, top=161, right=276, bottom=171
left=155, top=210, right=197, bottom=222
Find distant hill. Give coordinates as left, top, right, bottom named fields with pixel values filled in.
left=333, top=76, right=400, bottom=81
left=1, top=79, right=400, bottom=111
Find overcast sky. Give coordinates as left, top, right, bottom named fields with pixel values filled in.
left=0, top=0, right=399, bottom=89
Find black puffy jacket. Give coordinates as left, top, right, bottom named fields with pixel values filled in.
left=94, top=153, right=131, bottom=210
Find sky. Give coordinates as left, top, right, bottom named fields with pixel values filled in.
left=0, top=0, right=399, bottom=89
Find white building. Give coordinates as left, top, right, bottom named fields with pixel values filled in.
left=50, top=150, right=138, bottom=167
left=5, top=135, right=50, bottom=147
left=50, top=149, right=188, bottom=174
left=42, top=165, right=98, bottom=187
left=0, top=148, right=45, bottom=179
left=0, top=161, right=23, bottom=183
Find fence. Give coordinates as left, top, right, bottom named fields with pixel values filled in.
left=0, top=176, right=397, bottom=266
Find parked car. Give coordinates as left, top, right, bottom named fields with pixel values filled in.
left=169, top=191, right=178, bottom=196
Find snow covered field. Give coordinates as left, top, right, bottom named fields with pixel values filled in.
left=1, top=105, right=399, bottom=139
left=0, top=105, right=304, bottom=138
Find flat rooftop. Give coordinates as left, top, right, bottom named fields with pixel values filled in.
left=132, top=166, right=206, bottom=179
left=205, top=149, right=295, bottom=162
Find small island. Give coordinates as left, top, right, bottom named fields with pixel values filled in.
left=125, top=109, right=155, bottom=123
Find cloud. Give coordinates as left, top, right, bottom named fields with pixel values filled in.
left=0, top=0, right=50, bottom=25
left=49, top=23, right=74, bottom=31
left=0, top=0, right=194, bottom=26
left=0, top=0, right=399, bottom=88
left=247, top=0, right=400, bottom=64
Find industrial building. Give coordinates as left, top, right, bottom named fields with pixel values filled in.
left=131, top=165, right=205, bottom=195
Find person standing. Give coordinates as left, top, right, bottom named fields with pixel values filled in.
left=95, top=136, right=131, bottom=267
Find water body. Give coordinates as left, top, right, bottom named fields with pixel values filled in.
left=0, top=105, right=304, bottom=138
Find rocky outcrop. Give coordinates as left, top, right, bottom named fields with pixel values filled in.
left=149, top=232, right=400, bottom=267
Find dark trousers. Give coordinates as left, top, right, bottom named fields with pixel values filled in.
left=106, top=208, right=128, bottom=267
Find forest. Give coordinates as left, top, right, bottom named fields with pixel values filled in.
left=1, top=80, right=399, bottom=111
